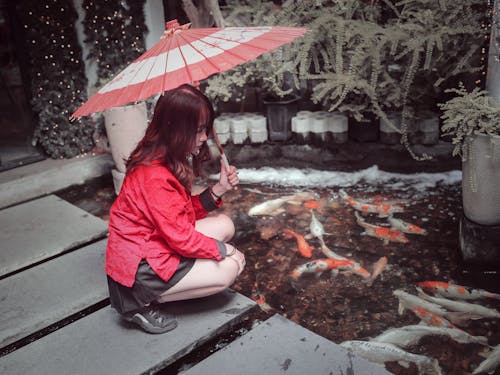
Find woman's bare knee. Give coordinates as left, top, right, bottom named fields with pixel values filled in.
left=217, top=213, right=235, bottom=242
left=195, top=213, right=235, bottom=242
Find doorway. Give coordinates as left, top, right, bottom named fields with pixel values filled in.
left=0, top=1, right=44, bottom=172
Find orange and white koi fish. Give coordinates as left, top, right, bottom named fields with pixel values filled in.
left=388, top=216, right=428, bottom=235
left=393, top=289, right=448, bottom=317
left=411, top=306, right=455, bottom=328
left=291, top=258, right=343, bottom=279
left=339, top=189, right=404, bottom=218
left=283, top=228, right=313, bottom=258
left=367, top=256, right=388, bottom=286
left=291, top=258, right=369, bottom=280
left=418, top=281, right=500, bottom=301
left=354, top=212, right=409, bottom=245
left=317, top=243, right=370, bottom=279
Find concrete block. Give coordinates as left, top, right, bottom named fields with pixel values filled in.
left=182, top=314, right=391, bottom=375
left=0, top=291, right=255, bottom=375
left=0, top=195, right=108, bottom=277
left=0, top=154, right=114, bottom=209
left=0, top=240, right=108, bottom=348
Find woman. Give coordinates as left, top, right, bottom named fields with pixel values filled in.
left=105, top=84, right=245, bottom=334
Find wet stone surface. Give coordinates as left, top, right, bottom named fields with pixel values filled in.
left=57, top=156, right=500, bottom=375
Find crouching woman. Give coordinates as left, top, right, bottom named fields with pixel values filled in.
left=105, top=84, right=245, bottom=334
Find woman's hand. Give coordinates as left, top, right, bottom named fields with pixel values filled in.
left=212, top=159, right=239, bottom=197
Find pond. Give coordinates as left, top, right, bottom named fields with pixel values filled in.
left=58, top=168, right=500, bottom=375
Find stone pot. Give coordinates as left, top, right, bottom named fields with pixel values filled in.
left=462, top=133, right=500, bottom=225
left=103, top=102, right=148, bottom=173
left=263, top=96, right=299, bottom=141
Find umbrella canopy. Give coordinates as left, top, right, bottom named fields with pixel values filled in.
left=71, top=19, right=307, bottom=119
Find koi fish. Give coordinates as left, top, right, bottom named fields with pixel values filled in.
left=410, top=306, right=455, bottom=328
left=473, top=343, right=500, bottom=374
left=388, top=216, right=428, bottom=235
left=417, top=288, right=500, bottom=319
left=340, top=340, right=442, bottom=375
left=251, top=292, right=273, bottom=312
left=320, top=242, right=347, bottom=260
left=290, top=258, right=347, bottom=279
left=303, top=200, right=321, bottom=209
left=309, top=209, right=330, bottom=246
left=371, top=324, right=488, bottom=348
left=355, top=212, right=409, bottom=245
left=283, top=228, right=313, bottom=258
left=291, top=258, right=369, bottom=280
left=418, top=281, right=500, bottom=301
left=393, top=290, right=448, bottom=316
left=367, top=256, right=388, bottom=286
left=248, top=192, right=315, bottom=216
left=339, top=189, right=404, bottom=218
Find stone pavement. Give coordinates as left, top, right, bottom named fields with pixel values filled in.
left=0, top=154, right=391, bottom=374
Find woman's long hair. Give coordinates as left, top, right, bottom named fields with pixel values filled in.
left=126, top=84, right=214, bottom=191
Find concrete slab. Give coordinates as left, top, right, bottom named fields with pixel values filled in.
left=0, top=239, right=107, bottom=348
left=0, top=195, right=108, bottom=277
left=0, top=153, right=114, bottom=209
left=0, top=290, right=255, bottom=375
left=182, top=314, right=391, bottom=375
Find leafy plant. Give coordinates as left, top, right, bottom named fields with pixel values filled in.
left=438, top=83, right=500, bottom=160
left=18, top=0, right=95, bottom=158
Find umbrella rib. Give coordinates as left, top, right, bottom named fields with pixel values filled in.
left=174, top=33, right=194, bottom=84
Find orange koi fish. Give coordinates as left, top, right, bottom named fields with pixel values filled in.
left=354, top=212, right=409, bottom=245
left=283, top=228, right=313, bottom=258
left=339, top=189, right=404, bottom=218
left=367, top=256, right=388, bottom=286
left=304, top=200, right=321, bottom=209
left=388, top=216, right=427, bottom=235
left=318, top=243, right=371, bottom=279
left=251, top=292, right=273, bottom=312
left=411, top=306, right=455, bottom=328
left=418, top=281, right=500, bottom=301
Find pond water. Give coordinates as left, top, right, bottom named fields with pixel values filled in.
left=58, top=170, right=500, bottom=375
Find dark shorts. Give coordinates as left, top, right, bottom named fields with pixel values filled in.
left=107, top=257, right=195, bottom=314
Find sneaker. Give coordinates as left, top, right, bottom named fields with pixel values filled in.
left=124, top=306, right=177, bottom=334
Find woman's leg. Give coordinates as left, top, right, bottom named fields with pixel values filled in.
left=195, top=212, right=235, bottom=242
left=156, top=212, right=243, bottom=303
left=155, top=255, right=243, bottom=303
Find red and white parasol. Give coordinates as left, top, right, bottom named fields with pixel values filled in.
left=71, top=19, right=307, bottom=119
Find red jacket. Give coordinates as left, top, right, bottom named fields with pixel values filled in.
left=105, top=162, right=224, bottom=287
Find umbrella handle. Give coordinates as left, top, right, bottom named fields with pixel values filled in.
left=212, top=126, right=237, bottom=191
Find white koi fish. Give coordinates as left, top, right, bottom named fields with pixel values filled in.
left=339, top=189, right=404, bottom=218
left=417, top=288, right=500, bottom=320
left=388, top=216, right=428, bottom=235
left=418, top=281, right=500, bottom=301
left=248, top=192, right=315, bottom=216
left=473, top=344, right=500, bottom=374
left=371, top=324, right=488, bottom=348
left=319, top=243, right=347, bottom=260
left=340, top=340, right=442, bottom=375
left=309, top=209, right=331, bottom=246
